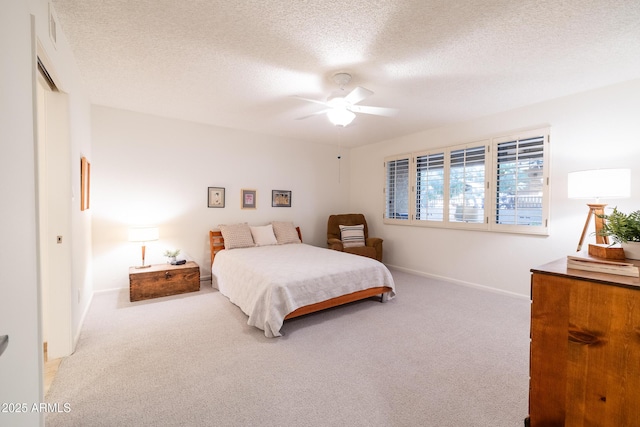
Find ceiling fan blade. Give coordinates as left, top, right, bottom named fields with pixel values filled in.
left=295, top=108, right=331, bottom=120
left=349, top=105, right=399, bottom=117
left=292, top=96, right=330, bottom=107
left=344, top=86, right=374, bottom=105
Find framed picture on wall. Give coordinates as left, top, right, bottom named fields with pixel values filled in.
left=241, top=189, right=257, bottom=209
left=81, top=156, right=90, bottom=211
left=272, top=190, right=291, bottom=207
left=208, top=187, right=225, bottom=208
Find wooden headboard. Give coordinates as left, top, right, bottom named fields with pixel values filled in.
left=209, top=226, right=302, bottom=266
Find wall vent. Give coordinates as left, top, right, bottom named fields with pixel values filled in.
left=49, top=3, right=57, bottom=48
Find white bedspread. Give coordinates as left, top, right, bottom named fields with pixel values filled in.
left=211, top=243, right=395, bottom=337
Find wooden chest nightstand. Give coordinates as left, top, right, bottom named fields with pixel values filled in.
left=129, top=261, right=200, bottom=302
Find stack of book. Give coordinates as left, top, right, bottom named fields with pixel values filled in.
left=567, top=252, right=640, bottom=277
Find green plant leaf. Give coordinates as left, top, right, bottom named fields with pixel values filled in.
left=597, top=207, right=640, bottom=244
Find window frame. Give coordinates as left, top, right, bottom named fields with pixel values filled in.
left=488, top=129, right=550, bottom=235
left=383, top=128, right=550, bottom=236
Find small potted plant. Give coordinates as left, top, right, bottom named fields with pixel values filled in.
left=163, top=249, right=181, bottom=264
left=598, top=207, right=640, bottom=260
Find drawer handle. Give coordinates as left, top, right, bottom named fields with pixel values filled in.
left=165, top=271, right=172, bottom=279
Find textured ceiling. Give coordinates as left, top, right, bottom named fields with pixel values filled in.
left=51, top=0, right=640, bottom=147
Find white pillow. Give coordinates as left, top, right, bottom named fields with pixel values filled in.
left=250, top=224, right=278, bottom=246
left=271, top=221, right=301, bottom=244
left=339, top=224, right=365, bottom=248
left=218, top=223, right=255, bottom=249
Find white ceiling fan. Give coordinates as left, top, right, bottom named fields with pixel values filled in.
left=295, top=72, right=398, bottom=126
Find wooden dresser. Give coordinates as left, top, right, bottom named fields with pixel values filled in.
left=129, top=261, right=200, bottom=302
left=528, top=258, right=640, bottom=426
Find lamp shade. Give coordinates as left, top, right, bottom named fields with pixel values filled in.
left=567, top=168, right=631, bottom=200
left=327, top=108, right=356, bottom=127
left=128, top=226, right=159, bottom=242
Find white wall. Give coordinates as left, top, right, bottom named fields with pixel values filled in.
left=91, top=106, right=350, bottom=290
left=35, top=0, right=94, bottom=349
left=0, top=2, right=42, bottom=426
left=0, top=1, right=92, bottom=424
left=350, top=79, right=640, bottom=297
left=30, top=0, right=93, bottom=351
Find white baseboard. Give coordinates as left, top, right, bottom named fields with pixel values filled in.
left=93, top=287, right=126, bottom=294
left=72, top=291, right=94, bottom=353
left=94, top=275, right=212, bottom=294
left=385, top=264, right=529, bottom=300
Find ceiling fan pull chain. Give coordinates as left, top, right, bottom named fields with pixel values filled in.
left=337, top=126, right=343, bottom=184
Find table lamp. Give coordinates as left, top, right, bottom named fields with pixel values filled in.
left=568, top=168, right=630, bottom=251
left=128, top=226, right=159, bottom=268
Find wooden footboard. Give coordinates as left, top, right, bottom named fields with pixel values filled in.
left=284, top=286, right=393, bottom=320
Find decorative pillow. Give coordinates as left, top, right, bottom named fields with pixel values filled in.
left=271, top=221, right=301, bottom=244
left=218, top=223, right=255, bottom=249
left=250, top=224, right=278, bottom=246
left=339, top=224, right=365, bottom=248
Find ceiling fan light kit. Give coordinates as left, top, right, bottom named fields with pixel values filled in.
left=327, top=108, right=356, bottom=127
left=296, top=72, right=397, bottom=127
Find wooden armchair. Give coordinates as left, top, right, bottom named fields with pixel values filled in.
left=327, top=213, right=383, bottom=262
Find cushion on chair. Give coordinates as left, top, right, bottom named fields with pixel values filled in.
left=327, top=213, right=383, bottom=262
left=327, top=214, right=369, bottom=242
left=339, top=224, right=365, bottom=248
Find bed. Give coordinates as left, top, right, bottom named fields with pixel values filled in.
left=209, top=223, right=395, bottom=337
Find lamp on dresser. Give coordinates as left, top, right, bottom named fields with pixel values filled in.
left=568, top=168, right=630, bottom=252
left=128, top=226, right=159, bottom=268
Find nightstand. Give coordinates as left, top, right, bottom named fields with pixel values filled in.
left=129, top=261, right=200, bottom=302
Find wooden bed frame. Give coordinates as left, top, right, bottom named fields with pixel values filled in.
left=209, top=227, right=392, bottom=320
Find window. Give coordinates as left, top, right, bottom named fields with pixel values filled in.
left=449, top=145, right=486, bottom=225
left=415, top=151, right=445, bottom=222
left=384, top=156, right=410, bottom=221
left=384, top=128, right=549, bottom=235
left=492, top=132, right=548, bottom=233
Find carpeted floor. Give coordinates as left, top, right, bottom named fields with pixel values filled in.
left=46, top=269, right=531, bottom=426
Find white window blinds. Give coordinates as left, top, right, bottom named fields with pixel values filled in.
left=383, top=127, right=549, bottom=235
left=385, top=156, right=410, bottom=221
left=449, top=145, right=486, bottom=224
left=494, top=134, right=547, bottom=229
left=415, top=151, right=445, bottom=222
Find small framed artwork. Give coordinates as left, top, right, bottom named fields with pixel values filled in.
left=208, top=187, right=225, bottom=208
left=80, top=156, right=90, bottom=211
left=241, top=189, right=257, bottom=209
left=272, top=190, right=292, bottom=207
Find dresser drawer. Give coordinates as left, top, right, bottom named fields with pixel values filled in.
left=129, top=262, right=200, bottom=302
